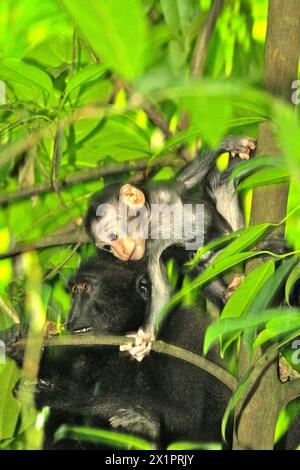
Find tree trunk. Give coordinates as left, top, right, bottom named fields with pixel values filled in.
left=233, top=0, right=300, bottom=450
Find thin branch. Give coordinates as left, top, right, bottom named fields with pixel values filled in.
left=0, top=296, right=20, bottom=325
left=0, top=230, right=90, bottom=260
left=123, top=82, right=173, bottom=139
left=42, top=243, right=81, bottom=282
left=191, top=0, right=224, bottom=77
left=281, top=379, right=300, bottom=408
left=0, top=157, right=182, bottom=206
left=13, top=334, right=236, bottom=392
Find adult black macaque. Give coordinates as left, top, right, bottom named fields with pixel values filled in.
left=85, top=136, right=256, bottom=360
left=9, top=253, right=232, bottom=449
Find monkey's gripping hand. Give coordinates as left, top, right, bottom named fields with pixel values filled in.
left=120, top=328, right=155, bottom=362
left=220, top=135, right=256, bottom=161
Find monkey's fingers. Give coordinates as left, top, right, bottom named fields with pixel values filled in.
left=224, top=274, right=245, bottom=302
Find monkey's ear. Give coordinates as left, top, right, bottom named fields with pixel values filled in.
left=120, top=184, right=145, bottom=208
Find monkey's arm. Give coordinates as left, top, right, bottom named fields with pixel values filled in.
left=176, top=135, right=256, bottom=193
left=120, top=254, right=171, bottom=362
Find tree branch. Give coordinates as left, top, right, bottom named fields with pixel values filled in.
left=0, top=157, right=182, bottom=206
left=281, top=379, right=300, bottom=408
left=0, top=230, right=90, bottom=260
left=13, top=334, right=236, bottom=392
left=191, top=0, right=224, bottom=77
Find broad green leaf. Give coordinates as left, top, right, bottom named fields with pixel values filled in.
left=160, top=0, right=181, bottom=37
left=0, top=360, right=21, bottom=440
left=167, top=441, right=221, bottom=450
left=55, top=425, right=154, bottom=450
left=219, top=261, right=275, bottom=355
left=182, top=96, right=232, bottom=147
left=285, top=262, right=300, bottom=306
left=274, top=101, right=300, bottom=182
left=244, top=258, right=298, bottom=352
left=204, top=309, right=297, bottom=355
left=230, top=155, right=286, bottom=182
left=215, top=224, right=270, bottom=262
left=160, top=0, right=196, bottom=37
left=62, top=0, right=147, bottom=81
left=221, top=261, right=275, bottom=320
left=0, top=58, right=53, bottom=95
left=275, top=401, right=300, bottom=444
left=158, top=252, right=259, bottom=330
left=186, top=224, right=270, bottom=270
left=64, top=64, right=106, bottom=102
left=286, top=180, right=300, bottom=251
left=237, top=168, right=290, bottom=191
left=254, top=316, right=300, bottom=350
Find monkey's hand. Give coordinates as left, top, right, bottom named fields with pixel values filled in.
left=223, top=274, right=245, bottom=302
left=220, top=136, right=256, bottom=161
left=120, top=328, right=155, bottom=362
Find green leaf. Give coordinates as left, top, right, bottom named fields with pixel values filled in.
left=237, top=168, right=290, bottom=191
left=274, top=101, right=300, bottom=182
left=230, top=155, right=286, bottom=182
left=167, top=441, right=222, bottom=450
left=158, top=252, right=259, bottom=330
left=219, top=261, right=275, bottom=355
left=186, top=224, right=270, bottom=270
left=215, top=224, right=270, bottom=262
left=160, top=0, right=196, bottom=38
left=0, top=360, right=21, bottom=440
left=285, top=261, right=300, bottom=306
left=62, top=0, right=147, bottom=81
left=244, top=258, right=298, bottom=352
left=54, top=425, right=154, bottom=450
left=0, top=58, right=53, bottom=95
left=221, top=261, right=275, bottom=321
left=204, top=309, right=297, bottom=356
left=254, top=316, right=300, bottom=350
left=64, top=64, right=107, bottom=102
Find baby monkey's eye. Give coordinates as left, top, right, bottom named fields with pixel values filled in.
left=71, top=284, right=77, bottom=295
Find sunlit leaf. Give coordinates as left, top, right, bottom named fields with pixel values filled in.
left=62, top=0, right=147, bottom=81
left=237, top=168, right=290, bottom=191
left=0, top=58, right=54, bottom=95
left=55, top=424, right=154, bottom=450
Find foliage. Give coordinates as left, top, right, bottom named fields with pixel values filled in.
left=0, top=0, right=299, bottom=450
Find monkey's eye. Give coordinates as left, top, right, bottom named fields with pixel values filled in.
left=108, top=233, right=118, bottom=241
left=71, top=285, right=77, bottom=295
left=82, top=282, right=90, bottom=292
left=136, top=275, right=149, bottom=300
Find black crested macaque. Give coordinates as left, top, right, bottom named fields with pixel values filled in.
left=11, top=253, right=232, bottom=449
left=85, top=136, right=256, bottom=360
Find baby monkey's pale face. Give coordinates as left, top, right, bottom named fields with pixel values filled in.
left=92, top=184, right=148, bottom=261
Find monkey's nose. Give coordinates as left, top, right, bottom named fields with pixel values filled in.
left=103, top=244, right=112, bottom=252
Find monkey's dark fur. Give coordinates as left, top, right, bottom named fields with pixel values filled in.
left=8, top=252, right=232, bottom=449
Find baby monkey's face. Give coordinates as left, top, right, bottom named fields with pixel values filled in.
left=92, top=184, right=148, bottom=261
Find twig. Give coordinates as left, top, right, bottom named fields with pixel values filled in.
left=42, top=243, right=81, bottom=282
left=0, top=157, right=182, bottom=206
left=191, top=0, right=224, bottom=77
left=123, top=82, right=172, bottom=139
left=0, top=296, right=20, bottom=324
left=14, top=334, right=236, bottom=392
left=0, top=230, right=90, bottom=260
